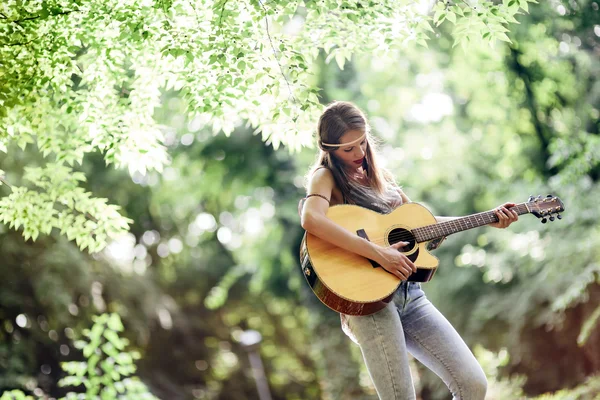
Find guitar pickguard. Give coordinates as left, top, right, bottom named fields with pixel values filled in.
left=355, top=229, right=381, bottom=269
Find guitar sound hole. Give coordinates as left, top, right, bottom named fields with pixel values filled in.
left=356, top=228, right=419, bottom=268
left=388, top=228, right=416, bottom=252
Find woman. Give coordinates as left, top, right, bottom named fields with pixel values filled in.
left=299, top=101, right=519, bottom=400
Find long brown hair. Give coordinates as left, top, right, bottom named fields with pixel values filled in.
left=308, top=101, right=398, bottom=206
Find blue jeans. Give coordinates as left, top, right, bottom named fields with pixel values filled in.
left=341, top=282, right=487, bottom=400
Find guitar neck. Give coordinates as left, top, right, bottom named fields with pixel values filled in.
left=413, top=203, right=530, bottom=243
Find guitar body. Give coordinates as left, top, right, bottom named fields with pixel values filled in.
left=300, top=203, right=440, bottom=316
left=299, top=194, right=565, bottom=316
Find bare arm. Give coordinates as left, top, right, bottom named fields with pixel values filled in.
left=300, top=169, right=381, bottom=261
left=302, top=169, right=415, bottom=279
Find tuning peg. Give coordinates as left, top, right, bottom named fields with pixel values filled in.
left=546, top=194, right=553, bottom=198
left=541, top=218, right=547, bottom=223
left=557, top=214, right=562, bottom=220
left=529, top=195, right=534, bottom=201
left=550, top=216, right=555, bottom=221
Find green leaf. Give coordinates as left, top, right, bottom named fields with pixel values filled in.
left=334, top=52, right=346, bottom=70
left=434, top=10, right=446, bottom=26
left=101, top=342, right=120, bottom=358
left=107, top=313, right=124, bottom=332
left=419, top=19, right=435, bottom=33
left=496, top=32, right=513, bottom=43
left=83, top=344, right=94, bottom=358
left=518, top=0, right=529, bottom=12
left=446, top=11, right=456, bottom=24
left=104, top=330, right=125, bottom=350
left=452, top=5, right=464, bottom=16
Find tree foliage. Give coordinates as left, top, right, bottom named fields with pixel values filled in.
left=58, top=313, right=159, bottom=400
left=0, top=314, right=158, bottom=399
left=2, top=0, right=600, bottom=399
left=1, top=0, right=536, bottom=251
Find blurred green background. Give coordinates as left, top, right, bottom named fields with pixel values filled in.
left=1, top=0, right=600, bottom=399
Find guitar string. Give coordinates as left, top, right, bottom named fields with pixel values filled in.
left=352, top=214, right=537, bottom=243
left=325, top=203, right=552, bottom=244
left=355, top=213, right=503, bottom=244
left=348, top=204, right=537, bottom=244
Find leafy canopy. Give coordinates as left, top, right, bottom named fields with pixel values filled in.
left=0, top=0, right=536, bottom=251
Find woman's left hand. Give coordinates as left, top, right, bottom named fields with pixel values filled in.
left=489, top=202, right=519, bottom=229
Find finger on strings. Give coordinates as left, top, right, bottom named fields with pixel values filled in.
left=496, top=209, right=506, bottom=220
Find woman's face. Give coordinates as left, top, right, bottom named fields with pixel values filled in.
left=332, top=129, right=368, bottom=171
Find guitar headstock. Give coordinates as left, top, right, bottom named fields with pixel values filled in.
left=527, top=195, right=565, bottom=223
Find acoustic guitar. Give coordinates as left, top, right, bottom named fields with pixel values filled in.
left=299, top=195, right=565, bottom=316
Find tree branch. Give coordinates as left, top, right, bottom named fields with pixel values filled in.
left=8, top=9, right=81, bottom=24
left=256, top=0, right=297, bottom=104
left=218, top=0, right=230, bottom=28
left=1, top=8, right=81, bottom=47
left=0, top=176, right=13, bottom=191
left=508, top=46, right=559, bottom=177
left=2, top=35, right=42, bottom=47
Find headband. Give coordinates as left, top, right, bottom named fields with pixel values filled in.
left=320, top=132, right=367, bottom=148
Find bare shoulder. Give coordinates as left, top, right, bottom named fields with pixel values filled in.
left=311, top=167, right=335, bottom=185
left=301, top=167, right=336, bottom=220
left=306, top=167, right=335, bottom=203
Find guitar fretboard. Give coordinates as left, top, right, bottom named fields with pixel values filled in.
left=413, top=203, right=530, bottom=243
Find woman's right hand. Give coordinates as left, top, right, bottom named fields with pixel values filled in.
left=375, top=241, right=416, bottom=280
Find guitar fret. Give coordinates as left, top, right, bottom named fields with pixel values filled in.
left=414, top=203, right=531, bottom=243
left=455, top=218, right=463, bottom=232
